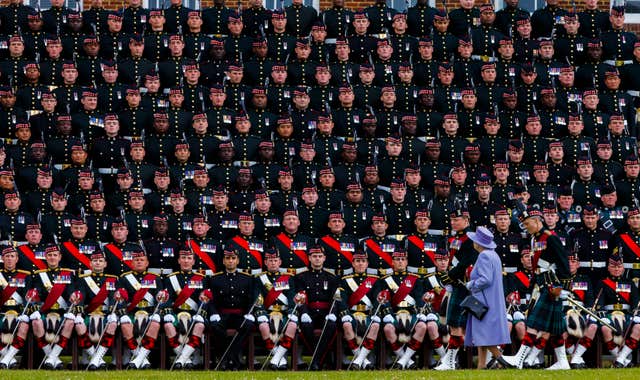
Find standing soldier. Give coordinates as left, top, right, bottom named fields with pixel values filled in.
left=503, top=206, right=571, bottom=369
left=571, top=204, right=612, bottom=284
left=0, top=247, right=32, bottom=369
left=610, top=204, right=640, bottom=281
left=435, top=204, right=476, bottom=370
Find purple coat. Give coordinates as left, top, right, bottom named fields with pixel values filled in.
left=464, top=249, right=511, bottom=347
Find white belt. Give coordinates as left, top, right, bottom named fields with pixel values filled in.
left=623, top=263, right=640, bottom=269
left=604, top=59, right=632, bottom=66
left=242, top=268, right=262, bottom=275
left=503, top=266, right=518, bottom=273
left=628, top=90, right=640, bottom=97
left=53, top=164, right=64, bottom=170
left=147, top=268, right=170, bottom=276
left=563, top=300, right=583, bottom=307
left=284, top=267, right=307, bottom=274
left=579, top=261, right=606, bottom=268
left=605, top=304, right=630, bottom=311
left=407, top=266, right=436, bottom=274
left=367, top=268, right=392, bottom=275
left=98, top=168, right=118, bottom=174
left=537, top=258, right=556, bottom=273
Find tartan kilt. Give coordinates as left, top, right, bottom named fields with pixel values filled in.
left=527, top=287, right=566, bottom=336
left=446, top=285, right=469, bottom=328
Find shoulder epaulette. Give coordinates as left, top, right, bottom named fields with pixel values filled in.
left=342, top=274, right=354, bottom=279
left=34, top=269, right=48, bottom=274
left=238, top=271, right=251, bottom=276
left=212, top=271, right=224, bottom=276
left=544, top=230, right=553, bottom=236
left=105, top=274, right=118, bottom=278
left=296, top=268, right=308, bottom=274
left=17, top=270, right=31, bottom=275
left=368, top=274, right=379, bottom=279
left=322, top=268, right=335, bottom=275
left=79, top=273, right=91, bottom=278
left=121, top=271, right=133, bottom=277
left=168, top=271, right=180, bottom=276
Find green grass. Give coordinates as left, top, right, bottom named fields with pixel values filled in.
left=1, top=369, right=640, bottom=380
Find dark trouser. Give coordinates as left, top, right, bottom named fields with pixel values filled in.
left=299, top=309, right=337, bottom=367
left=210, top=313, right=254, bottom=367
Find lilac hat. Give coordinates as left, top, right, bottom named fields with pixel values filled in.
left=467, top=227, right=496, bottom=249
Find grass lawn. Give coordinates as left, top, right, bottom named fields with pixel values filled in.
left=1, top=369, right=640, bottom=380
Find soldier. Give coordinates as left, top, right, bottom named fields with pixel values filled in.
left=504, top=245, right=534, bottom=349
left=207, top=248, right=257, bottom=370
left=162, top=248, right=209, bottom=369
left=225, top=212, right=265, bottom=275
left=256, top=248, right=299, bottom=370
left=16, top=222, right=48, bottom=272
left=595, top=252, right=640, bottom=368
left=29, top=244, right=77, bottom=369
left=144, top=213, right=180, bottom=275
left=562, top=252, right=598, bottom=369
left=599, top=184, right=626, bottom=232
left=285, top=0, right=318, bottom=38
left=318, top=211, right=358, bottom=277
left=338, top=249, right=382, bottom=370
left=271, top=208, right=313, bottom=274
left=103, top=219, right=143, bottom=276
left=380, top=248, right=428, bottom=369
left=405, top=208, right=444, bottom=276
left=60, top=216, right=99, bottom=274
left=341, top=181, right=375, bottom=238
left=297, top=183, right=329, bottom=238
left=363, top=213, right=398, bottom=276
left=502, top=206, right=571, bottom=369
left=322, top=0, right=353, bottom=38
left=1, top=189, right=34, bottom=242
left=570, top=204, right=612, bottom=284
left=0, top=246, right=31, bottom=369
left=614, top=155, right=640, bottom=208
left=601, top=6, right=637, bottom=66
left=294, top=245, right=339, bottom=370
left=115, top=249, right=166, bottom=369
left=364, top=0, right=397, bottom=35
left=74, top=249, right=119, bottom=369
left=435, top=204, right=476, bottom=370
left=185, top=214, right=219, bottom=275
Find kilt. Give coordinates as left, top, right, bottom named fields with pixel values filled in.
left=446, top=285, right=469, bottom=328
left=527, top=287, right=566, bottom=336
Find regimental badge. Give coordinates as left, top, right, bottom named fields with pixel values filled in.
left=188, top=279, right=203, bottom=289
left=572, top=281, right=588, bottom=291
left=141, top=279, right=156, bottom=289
left=341, top=243, right=355, bottom=252
left=123, top=251, right=133, bottom=261
left=291, top=241, right=307, bottom=251
left=162, top=247, right=174, bottom=257
left=599, top=240, right=608, bottom=250
left=381, top=244, right=395, bottom=252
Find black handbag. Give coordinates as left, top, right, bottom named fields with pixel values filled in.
left=461, top=293, right=489, bottom=320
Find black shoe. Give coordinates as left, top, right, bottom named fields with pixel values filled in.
left=88, top=364, right=98, bottom=371
left=43, top=362, right=54, bottom=370
left=184, top=362, right=194, bottom=370
left=173, top=362, right=183, bottom=370
left=296, top=362, right=308, bottom=370
left=571, top=363, right=587, bottom=369
left=309, top=363, right=321, bottom=371
left=55, top=362, right=64, bottom=370
left=613, top=361, right=626, bottom=368
left=0, top=363, right=7, bottom=370
left=495, top=356, right=515, bottom=369
left=127, top=363, right=138, bottom=370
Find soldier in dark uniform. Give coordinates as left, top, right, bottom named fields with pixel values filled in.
left=124, top=188, right=153, bottom=241
left=598, top=253, right=640, bottom=368
left=60, top=216, right=99, bottom=274
left=571, top=203, right=612, bottom=285
left=118, top=35, right=153, bottom=85
left=363, top=213, right=397, bottom=277
left=503, top=206, right=571, bottom=369
left=494, top=0, right=528, bottom=36
left=317, top=211, right=357, bottom=277
left=271, top=208, right=313, bottom=274
left=601, top=6, right=637, bottom=67
left=86, top=190, right=112, bottom=242
left=100, top=12, right=129, bottom=61
left=554, top=13, right=588, bottom=67
left=114, top=248, right=165, bottom=369
left=578, top=0, right=610, bottom=38
left=434, top=204, right=475, bottom=369
left=252, top=188, right=281, bottom=242
left=407, top=0, right=437, bottom=37
left=267, top=10, right=295, bottom=63
left=364, top=0, right=397, bottom=35
left=103, top=219, right=143, bottom=276
left=161, top=247, right=209, bottom=369
left=1, top=189, right=34, bottom=242
left=285, top=0, right=318, bottom=38
left=122, top=0, right=149, bottom=35
left=405, top=208, right=445, bottom=276
left=143, top=214, right=180, bottom=275
left=614, top=155, right=640, bottom=208
left=0, top=247, right=33, bottom=369
left=207, top=248, right=256, bottom=370
left=225, top=212, right=265, bottom=275
left=322, top=0, right=353, bottom=38
left=243, top=0, right=270, bottom=38
left=599, top=184, right=626, bottom=232
left=342, top=181, right=374, bottom=238
left=297, top=183, right=329, bottom=238
left=348, top=11, right=377, bottom=65
left=294, top=245, right=339, bottom=370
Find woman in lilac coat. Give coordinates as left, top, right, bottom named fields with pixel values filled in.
left=464, top=227, right=512, bottom=369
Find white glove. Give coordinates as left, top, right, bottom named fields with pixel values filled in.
left=341, top=315, right=353, bottom=323
left=257, top=315, right=269, bottom=323
left=506, top=313, right=513, bottom=322
left=149, top=313, right=161, bottom=323
left=633, top=316, right=640, bottom=324
left=244, top=313, right=255, bottom=322
left=64, top=312, right=75, bottom=321
left=192, top=315, right=204, bottom=323
left=164, top=314, right=176, bottom=323
left=444, top=285, right=453, bottom=293
left=74, top=315, right=85, bottom=325
left=288, top=314, right=298, bottom=323
left=29, top=311, right=41, bottom=320
left=513, top=311, right=526, bottom=321
left=120, top=315, right=132, bottom=324
left=416, top=313, right=427, bottom=322
left=383, top=314, right=394, bottom=324
left=425, top=313, right=439, bottom=322
left=301, top=313, right=312, bottom=323
left=18, top=315, right=29, bottom=323
left=325, top=313, right=336, bottom=322
left=559, top=290, right=570, bottom=300
left=586, top=314, right=596, bottom=324
left=371, top=315, right=381, bottom=323
left=602, top=317, right=612, bottom=325
left=107, top=314, right=118, bottom=324
left=210, top=314, right=221, bottom=323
